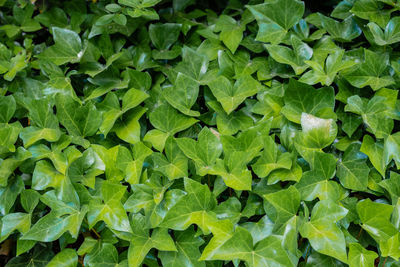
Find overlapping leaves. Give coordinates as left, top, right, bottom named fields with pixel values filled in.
left=1, top=0, right=400, bottom=266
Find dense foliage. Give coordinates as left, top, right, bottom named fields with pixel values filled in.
left=1, top=0, right=400, bottom=266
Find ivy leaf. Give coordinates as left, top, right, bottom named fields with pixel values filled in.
left=146, top=103, right=198, bottom=150
left=360, top=135, right=386, bottom=176
left=345, top=95, right=393, bottom=138
left=351, top=0, right=391, bottom=28
left=348, top=243, right=378, bottom=267
left=207, top=74, right=263, bottom=115
left=160, top=178, right=217, bottom=233
left=247, top=0, right=305, bottom=44
left=343, top=49, right=395, bottom=91
left=22, top=192, right=87, bottom=242
left=163, top=72, right=200, bottom=116
left=265, top=35, right=313, bottom=75
left=87, top=180, right=132, bottom=233
left=0, top=95, right=16, bottom=123
left=159, top=227, right=205, bottom=267
left=300, top=49, right=357, bottom=86
left=98, top=89, right=149, bottom=136
left=295, top=113, right=338, bottom=156
left=214, top=15, right=245, bottom=54
left=4, top=245, right=54, bottom=267
left=84, top=242, right=127, bottom=267
left=264, top=186, right=300, bottom=227
left=281, top=79, right=336, bottom=124
left=357, top=199, right=400, bottom=259
left=175, top=46, right=209, bottom=82
left=379, top=172, right=400, bottom=204
left=0, top=147, right=31, bottom=187
left=149, top=23, right=181, bottom=50
left=55, top=94, right=102, bottom=139
left=40, top=27, right=83, bottom=65
left=368, top=17, right=400, bottom=45
left=0, top=176, right=24, bottom=216
left=252, top=135, right=292, bottom=179
left=300, top=200, right=348, bottom=262
left=47, top=249, right=78, bottom=267
left=319, top=14, right=362, bottom=42
left=152, top=137, right=188, bottom=180
left=128, top=214, right=177, bottom=267
left=201, top=226, right=296, bottom=267
left=383, top=132, right=400, bottom=170
left=32, top=160, right=79, bottom=207
left=176, top=127, right=222, bottom=176
left=0, top=212, right=31, bottom=242
left=337, top=143, right=370, bottom=191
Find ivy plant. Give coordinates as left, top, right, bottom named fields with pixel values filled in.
left=1, top=0, right=400, bottom=266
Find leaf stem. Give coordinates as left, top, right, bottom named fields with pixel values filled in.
left=304, top=244, right=311, bottom=264
left=356, top=227, right=363, bottom=239
left=91, top=228, right=101, bottom=239
left=382, top=257, right=387, bottom=267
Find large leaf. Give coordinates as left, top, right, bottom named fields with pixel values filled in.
left=281, top=79, right=336, bottom=124
left=247, top=0, right=305, bottom=44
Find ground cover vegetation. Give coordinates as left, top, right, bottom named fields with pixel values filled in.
left=0, top=0, right=400, bottom=266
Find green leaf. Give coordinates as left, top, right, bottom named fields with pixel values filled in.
left=84, top=242, right=126, bottom=267
left=47, top=249, right=78, bottom=267
left=343, top=49, right=394, bottom=91
left=351, top=0, right=391, bottom=28
left=5, top=245, right=54, bottom=267
left=40, top=27, right=83, bottom=65
left=296, top=113, right=338, bottom=150
left=176, top=127, right=222, bottom=176
left=56, top=94, right=102, bottom=138
left=264, top=186, right=300, bottom=227
left=348, top=243, right=378, bottom=267
left=345, top=95, right=393, bottom=139
left=87, top=180, right=131, bottom=233
left=300, top=49, right=357, bottom=86
left=281, top=79, right=336, bottom=124
left=214, top=15, right=245, bottom=53
left=379, top=172, right=400, bottom=204
left=99, top=89, right=148, bottom=136
left=114, top=107, right=147, bottom=144
left=163, top=72, right=200, bottom=116
left=128, top=214, right=177, bottom=267
left=0, top=95, right=16, bottom=123
left=147, top=103, right=198, bottom=150
left=20, top=127, right=61, bottom=148
left=252, top=135, right=292, bottom=179
left=175, top=46, right=209, bottom=82
left=160, top=178, right=217, bottom=233
left=247, top=0, right=305, bottom=44
left=368, top=17, right=400, bottom=45
left=159, top=227, right=205, bottom=267
left=360, top=135, right=386, bottom=176
left=300, top=200, right=348, bottom=262
left=149, top=23, right=181, bottom=50
left=22, top=196, right=87, bottom=241
left=152, top=136, right=188, bottom=180
left=357, top=199, right=400, bottom=259
left=337, top=143, right=370, bottom=191
left=383, top=132, right=400, bottom=170
left=0, top=147, right=31, bottom=187
left=0, top=212, right=31, bottom=242
left=207, top=74, right=263, bottom=115
left=0, top=176, right=24, bottom=216
left=201, top=226, right=296, bottom=267
left=0, top=122, right=23, bottom=154
left=265, top=35, right=313, bottom=75
left=319, top=14, right=362, bottom=42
